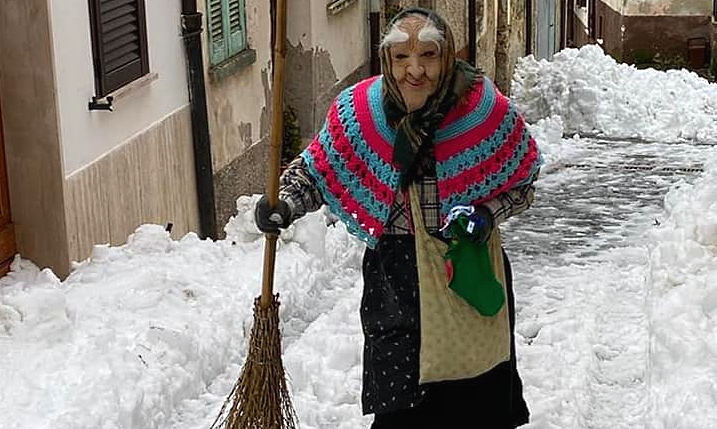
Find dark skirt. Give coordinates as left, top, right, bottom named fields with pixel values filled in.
left=361, top=235, right=529, bottom=429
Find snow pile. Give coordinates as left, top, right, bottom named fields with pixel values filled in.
left=526, top=115, right=584, bottom=173
left=0, top=217, right=369, bottom=429
left=513, top=44, right=717, bottom=144
left=1, top=225, right=256, bottom=429
left=647, top=148, right=717, bottom=429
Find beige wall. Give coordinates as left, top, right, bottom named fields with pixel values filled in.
left=64, top=107, right=198, bottom=262
left=0, top=0, right=70, bottom=275
left=436, top=1, right=468, bottom=53
left=308, top=0, right=369, bottom=81
left=506, top=0, right=528, bottom=93
left=476, top=0, right=498, bottom=77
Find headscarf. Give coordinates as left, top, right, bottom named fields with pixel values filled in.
left=380, top=7, right=482, bottom=187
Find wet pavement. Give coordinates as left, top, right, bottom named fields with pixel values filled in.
left=502, top=138, right=712, bottom=266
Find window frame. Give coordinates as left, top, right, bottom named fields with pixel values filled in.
left=206, top=0, right=248, bottom=66
left=88, top=0, right=150, bottom=98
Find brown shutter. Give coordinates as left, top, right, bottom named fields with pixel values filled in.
left=89, top=0, right=150, bottom=97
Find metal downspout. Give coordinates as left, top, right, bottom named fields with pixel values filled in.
left=369, top=0, right=382, bottom=75
left=468, top=0, right=477, bottom=66
left=181, top=0, right=217, bottom=239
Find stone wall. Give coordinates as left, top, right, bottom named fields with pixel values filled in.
left=622, top=15, right=712, bottom=65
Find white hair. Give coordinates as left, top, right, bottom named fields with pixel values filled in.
left=379, top=13, right=444, bottom=49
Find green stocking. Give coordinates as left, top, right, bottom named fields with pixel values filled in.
left=444, top=223, right=505, bottom=317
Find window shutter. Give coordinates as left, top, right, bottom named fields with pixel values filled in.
left=207, top=0, right=227, bottom=64
left=226, top=0, right=247, bottom=56
left=89, top=0, right=149, bottom=97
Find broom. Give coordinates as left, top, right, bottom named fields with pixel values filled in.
left=209, top=0, right=297, bottom=426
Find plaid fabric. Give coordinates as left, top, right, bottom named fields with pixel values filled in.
left=278, top=157, right=537, bottom=235
left=278, top=157, right=324, bottom=221
left=384, top=178, right=440, bottom=234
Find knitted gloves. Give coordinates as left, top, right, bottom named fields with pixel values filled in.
left=442, top=204, right=494, bottom=244
left=254, top=195, right=292, bottom=233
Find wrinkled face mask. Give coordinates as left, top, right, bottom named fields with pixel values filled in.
left=388, top=17, right=443, bottom=113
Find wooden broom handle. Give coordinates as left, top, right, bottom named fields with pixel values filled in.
left=261, top=0, right=287, bottom=308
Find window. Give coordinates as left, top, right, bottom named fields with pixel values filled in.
left=207, top=0, right=247, bottom=65
left=88, top=0, right=150, bottom=97
left=576, top=0, right=587, bottom=7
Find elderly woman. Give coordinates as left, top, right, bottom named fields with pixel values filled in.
left=255, top=7, right=540, bottom=429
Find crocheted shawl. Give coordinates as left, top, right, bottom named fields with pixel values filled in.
left=300, top=75, right=541, bottom=249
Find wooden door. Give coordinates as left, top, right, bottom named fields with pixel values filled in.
left=0, top=102, right=16, bottom=276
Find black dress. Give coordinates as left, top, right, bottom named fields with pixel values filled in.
left=360, top=235, right=529, bottom=429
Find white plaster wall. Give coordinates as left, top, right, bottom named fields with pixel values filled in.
left=288, top=0, right=315, bottom=49
left=603, top=0, right=712, bottom=16
left=310, top=0, right=369, bottom=80
left=49, top=0, right=190, bottom=176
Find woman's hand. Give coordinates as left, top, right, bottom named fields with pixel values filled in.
left=254, top=195, right=292, bottom=233
left=442, top=204, right=494, bottom=244
left=464, top=205, right=494, bottom=244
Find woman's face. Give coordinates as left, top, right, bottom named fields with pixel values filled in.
left=389, top=18, right=442, bottom=113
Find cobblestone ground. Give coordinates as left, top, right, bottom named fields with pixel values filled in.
left=503, top=138, right=713, bottom=429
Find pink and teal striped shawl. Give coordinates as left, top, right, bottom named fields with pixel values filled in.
left=300, top=75, right=541, bottom=248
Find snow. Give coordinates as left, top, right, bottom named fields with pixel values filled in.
left=513, top=45, right=717, bottom=144
left=1, top=45, right=716, bottom=429
left=647, top=156, right=717, bottom=429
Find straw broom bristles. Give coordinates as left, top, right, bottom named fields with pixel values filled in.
left=210, top=294, right=297, bottom=429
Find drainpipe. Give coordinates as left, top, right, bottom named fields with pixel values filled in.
left=526, top=0, right=533, bottom=55
left=369, top=0, right=382, bottom=75
left=181, top=0, right=217, bottom=240
left=559, top=0, right=566, bottom=50
left=467, top=0, right=476, bottom=66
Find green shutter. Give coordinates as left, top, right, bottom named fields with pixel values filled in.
left=207, top=0, right=227, bottom=64
left=207, top=0, right=246, bottom=65
left=227, top=0, right=247, bottom=56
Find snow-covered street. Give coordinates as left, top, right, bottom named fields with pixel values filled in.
left=1, top=46, right=716, bottom=429
left=504, top=137, right=713, bottom=429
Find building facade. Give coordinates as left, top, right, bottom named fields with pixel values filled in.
left=0, top=0, right=199, bottom=277
left=0, top=0, right=558, bottom=277
left=570, top=0, right=715, bottom=70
